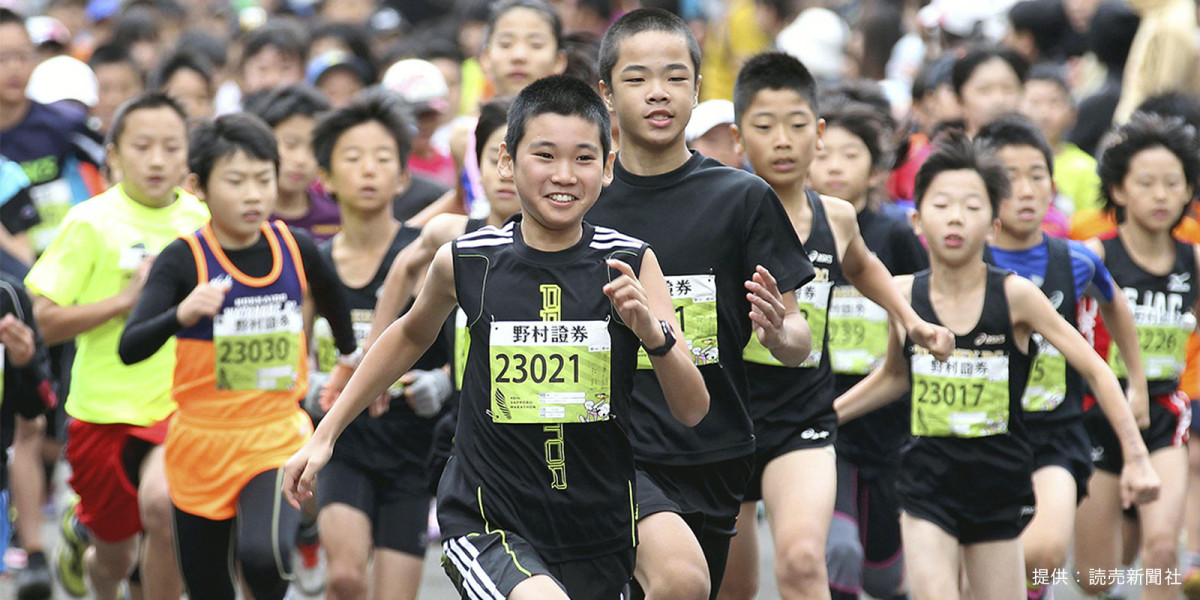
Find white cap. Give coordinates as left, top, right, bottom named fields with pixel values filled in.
left=381, top=58, right=450, bottom=114
left=775, top=8, right=849, bottom=82
left=26, top=55, right=98, bottom=108
left=685, top=99, right=735, bottom=142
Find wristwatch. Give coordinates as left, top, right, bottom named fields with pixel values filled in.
left=642, top=320, right=677, bottom=357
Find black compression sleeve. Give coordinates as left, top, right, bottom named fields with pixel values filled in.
left=119, top=240, right=196, bottom=365
left=291, top=228, right=357, bottom=355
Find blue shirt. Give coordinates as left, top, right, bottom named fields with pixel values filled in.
left=989, top=237, right=1116, bottom=303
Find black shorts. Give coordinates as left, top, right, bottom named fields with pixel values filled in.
left=1087, top=391, right=1192, bottom=474
left=441, top=530, right=633, bottom=600
left=317, top=458, right=431, bottom=557
left=901, top=493, right=1035, bottom=545
left=833, top=456, right=902, bottom=568
left=743, top=410, right=838, bottom=502
left=1028, top=419, right=1094, bottom=504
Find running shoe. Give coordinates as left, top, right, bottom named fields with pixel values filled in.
left=1184, top=565, right=1200, bottom=599
left=16, top=551, right=52, bottom=600
left=293, top=521, right=325, bottom=595
left=54, top=496, right=89, bottom=598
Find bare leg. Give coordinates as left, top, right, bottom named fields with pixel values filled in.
left=715, top=502, right=759, bottom=600
left=320, top=504, right=373, bottom=600
left=634, top=512, right=711, bottom=600
left=136, top=446, right=181, bottom=600
left=900, top=513, right=962, bottom=600
left=761, top=448, right=836, bottom=600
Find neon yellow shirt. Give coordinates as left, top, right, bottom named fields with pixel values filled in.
left=25, top=184, right=210, bottom=426
left=700, top=0, right=769, bottom=102
left=1054, top=143, right=1101, bottom=215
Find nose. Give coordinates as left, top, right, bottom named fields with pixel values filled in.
left=647, top=78, right=669, bottom=104
left=1015, top=175, right=1035, bottom=199
left=772, top=124, right=791, bottom=148
left=550, top=158, right=576, bottom=184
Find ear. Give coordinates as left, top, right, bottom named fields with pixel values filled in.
left=988, top=217, right=1000, bottom=243
left=694, top=73, right=703, bottom=99
left=909, top=207, right=922, bottom=238
left=867, top=167, right=887, bottom=189
left=815, top=118, right=827, bottom=152
left=394, top=168, right=412, bottom=196
left=186, top=173, right=206, bottom=202
left=599, top=80, right=614, bottom=113
left=498, top=142, right=515, bottom=180
left=731, top=123, right=745, bottom=156
left=317, top=167, right=333, bottom=193
left=602, top=150, right=615, bottom=186
left=553, top=50, right=568, bottom=76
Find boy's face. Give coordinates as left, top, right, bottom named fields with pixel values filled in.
left=732, top=88, right=824, bottom=191
left=165, top=68, right=213, bottom=120
left=996, top=144, right=1053, bottom=239
left=498, top=113, right=613, bottom=233
left=1020, top=80, right=1074, bottom=145
left=810, top=125, right=875, bottom=207
left=275, top=114, right=319, bottom=199
left=690, top=124, right=741, bottom=169
left=241, top=46, right=304, bottom=94
left=602, top=30, right=698, bottom=155
left=317, top=70, right=364, bottom=109
left=94, top=62, right=145, bottom=132
left=320, top=120, right=406, bottom=214
left=959, top=58, right=1022, bottom=133
left=431, top=57, right=462, bottom=122
left=481, top=8, right=566, bottom=97
left=111, top=105, right=189, bottom=206
left=1110, top=146, right=1193, bottom=232
left=0, top=23, right=35, bottom=106
left=198, top=150, right=277, bottom=242
left=480, top=125, right=519, bottom=220
left=913, top=169, right=997, bottom=266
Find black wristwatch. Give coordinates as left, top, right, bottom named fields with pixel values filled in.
left=642, top=320, right=677, bottom=357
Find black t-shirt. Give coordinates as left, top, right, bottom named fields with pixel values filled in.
left=834, top=204, right=927, bottom=469
left=585, top=151, right=814, bottom=465
left=393, top=174, right=451, bottom=222
left=440, top=217, right=646, bottom=560
left=319, top=227, right=448, bottom=477
left=0, top=274, right=59, bottom=488
left=746, top=190, right=840, bottom=451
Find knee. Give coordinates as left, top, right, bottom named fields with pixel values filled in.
left=825, top=533, right=864, bottom=579
left=645, top=557, right=711, bottom=600
left=1142, top=534, right=1179, bottom=571
left=775, top=539, right=826, bottom=590
left=88, top=545, right=137, bottom=581
left=716, top=568, right=757, bottom=600
left=326, top=562, right=368, bottom=600
left=138, top=487, right=174, bottom=537
left=238, top=543, right=288, bottom=596
left=1024, top=540, right=1069, bottom=574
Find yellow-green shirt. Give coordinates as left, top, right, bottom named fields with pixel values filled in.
left=700, top=0, right=769, bottom=102
left=1054, top=143, right=1101, bottom=215
left=25, top=184, right=210, bottom=426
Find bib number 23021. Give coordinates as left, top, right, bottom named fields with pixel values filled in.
left=490, top=320, right=612, bottom=424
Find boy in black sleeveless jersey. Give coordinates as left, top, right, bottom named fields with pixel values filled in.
left=975, top=114, right=1156, bottom=600
left=719, top=53, right=953, bottom=600
left=588, top=11, right=816, bottom=600
left=283, top=76, right=709, bottom=600
left=835, top=134, right=1159, bottom=600
left=1074, top=114, right=1197, bottom=600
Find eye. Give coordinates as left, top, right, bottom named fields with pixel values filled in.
left=624, top=77, right=644, bottom=84
left=534, top=152, right=553, bottom=159
left=577, top=154, right=596, bottom=162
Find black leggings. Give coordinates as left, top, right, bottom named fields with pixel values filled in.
left=173, top=469, right=300, bottom=600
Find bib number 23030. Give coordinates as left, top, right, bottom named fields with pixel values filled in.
left=214, top=303, right=302, bottom=391
left=490, top=320, right=611, bottom=424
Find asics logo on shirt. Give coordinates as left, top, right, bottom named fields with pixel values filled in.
left=209, top=274, right=233, bottom=288
left=800, top=428, right=830, bottom=440
left=974, top=332, right=1006, bottom=346
left=1169, top=272, right=1191, bottom=293
left=808, top=250, right=834, bottom=265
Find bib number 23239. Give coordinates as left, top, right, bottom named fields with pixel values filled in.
left=490, top=320, right=611, bottom=424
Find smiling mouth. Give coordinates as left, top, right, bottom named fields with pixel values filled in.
left=547, top=193, right=577, bottom=205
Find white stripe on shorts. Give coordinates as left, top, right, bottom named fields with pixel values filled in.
left=444, top=537, right=506, bottom=600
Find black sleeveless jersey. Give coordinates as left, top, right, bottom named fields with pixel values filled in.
left=834, top=205, right=926, bottom=469
left=319, top=227, right=447, bottom=476
left=1102, top=234, right=1199, bottom=397
left=744, top=190, right=841, bottom=450
left=899, top=266, right=1034, bottom=510
left=440, top=216, right=647, bottom=560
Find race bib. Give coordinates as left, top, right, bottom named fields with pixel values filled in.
left=1109, top=308, right=1194, bottom=381
left=828, top=286, right=888, bottom=375
left=911, top=352, right=1010, bottom=438
left=214, top=300, right=302, bottom=391
left=490, top=320, right=611, bottom=424
left=314, top=311, right=405, bottom=394
left=29, top=179, right=72, bottom=254
left=1023, top=334, right=1066, bottom=412
left=743, top=279, right=833, bottom=367
left=454, top=308, right=469, bottom=390
left=638, top=275, right=718, bottom=369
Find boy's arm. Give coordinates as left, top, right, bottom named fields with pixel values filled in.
left=1007, top=276, right=1159, bottom=507
left=614, top=249, right=708, bottom=426
left=835, top=315, right=910, bottom=422
left=118, top=241, right=201, bottom=364
left=284, top=242, right=459, bottom=507
left=834, top=204, right=952, bottom=361
left=1098, top=290, right=1150, bottom=428
left=294, top=230, right=356, bottom=356
left=751, top=276, right=811, bottom=368
left=32, top=254, right=152, bottom=346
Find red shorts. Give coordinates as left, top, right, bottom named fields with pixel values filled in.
left=65, top=418, right=169, bottom=543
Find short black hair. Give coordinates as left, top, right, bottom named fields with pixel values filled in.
left=150, top=50, right=215, bottom=91
left=108, top=91, right=189, bottom=148
left=188, top=112, right=280, bottom=191
left=1135, top=92, right=1200, bottom=133
left=88, top=44, right=144, bottom=84
left=1098, top=112, right=1200, bottom=224
left=599, top=8, right=700, bottom=88
left=176, top=31, right=228, bottom=70
left=1025, top=62, right=1070, bottom=98
left=112, top=6, right=159, bottom=46
left=820, top=102, right=893, bottom=171
left=505, top=75, right=612, bottom=159
left=563, top=31, right=601, bottom=90
left=0, top=7, right=25, bottom=26
left=240, top=19, right=309, bottom=69
left=475, top=97, right=513, bottom=165
left=484, top=0, right=563, bottom=51
left=820, top=79, right=892, bottom=129
left=975, top=113, right=1056, bottom=178
left=913, top=131, right=1010, bottom=216
left=734, top=51, right=819, bottom=125
left=951, top=45, right=1028, bottom=99
left=309, top=22, right=377, bottom=81
left=311, top=88, right=413, bottom=172
left=245, top=85, right=331, bottom=128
